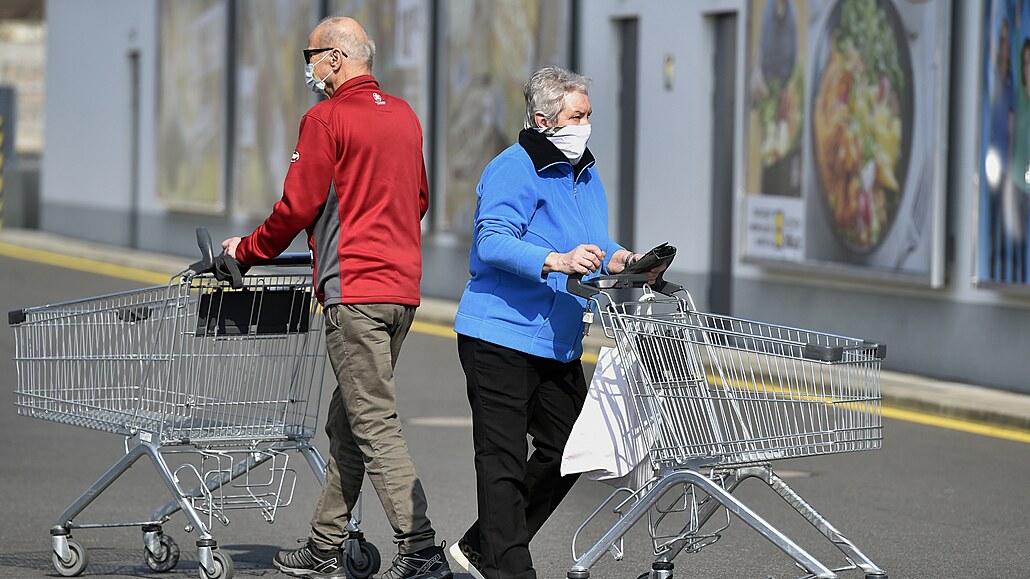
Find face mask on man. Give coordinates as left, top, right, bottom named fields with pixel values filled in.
left=540, top=124, right=591, bottom=164
left=304, top=51, right=331, bottom=95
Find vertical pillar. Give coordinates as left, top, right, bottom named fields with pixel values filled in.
left=0, top=87, right=16, bottom=232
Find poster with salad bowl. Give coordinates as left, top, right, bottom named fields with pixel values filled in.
left=743, top=0, right=951, bottom=286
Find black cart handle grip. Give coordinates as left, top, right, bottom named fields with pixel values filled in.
left=566, top=273, right=650, bottom=299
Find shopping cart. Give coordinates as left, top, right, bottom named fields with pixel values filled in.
left=565, top=274, right=888, bottom=579
left=8, top=229, right=380, bottom=579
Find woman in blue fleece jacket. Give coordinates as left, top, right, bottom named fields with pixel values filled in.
left=448, top=66, right=665, bottom=579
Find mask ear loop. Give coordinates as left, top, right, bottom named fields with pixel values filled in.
left=312, top=51, right=332, bottom=92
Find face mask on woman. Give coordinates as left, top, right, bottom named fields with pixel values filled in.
left=540, top=124, right=591, bottom=164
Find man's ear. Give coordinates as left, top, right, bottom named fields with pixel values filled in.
left=534, top=112, right=550, bottom=128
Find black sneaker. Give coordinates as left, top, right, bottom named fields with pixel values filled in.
left=447, top=538, right=485, bottom=579
left=374, top=543, right=453, bottom=579
left=273, top=540, right=345, bottom=579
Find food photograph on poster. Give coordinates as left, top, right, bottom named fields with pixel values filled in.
left=742, top=0, right=951, bottom=285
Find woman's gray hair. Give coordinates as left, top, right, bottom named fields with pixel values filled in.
left=319, top=16, right=376, bottom=69
left=523, top=66, right=591, bottom=129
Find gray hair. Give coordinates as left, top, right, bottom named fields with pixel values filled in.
left=523, top=66, right=591, bottom=129
left=319, top=16, right=376, bottom=70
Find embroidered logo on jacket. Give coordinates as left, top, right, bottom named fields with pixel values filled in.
left=372, top=92, right=386, bottom=106
left=291, top=151, right=300, bottom=163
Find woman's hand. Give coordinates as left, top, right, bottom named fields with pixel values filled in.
left=543, top=244, right=605, bottom=275
left=609, top=249, right=667, bottom=285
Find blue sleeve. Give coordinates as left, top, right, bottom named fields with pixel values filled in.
left=474, top=158, right=553, bottom=280
left=602, top=238, right=626, bottom=273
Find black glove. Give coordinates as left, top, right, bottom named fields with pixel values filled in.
left=212, top=254, right=250, bottom=289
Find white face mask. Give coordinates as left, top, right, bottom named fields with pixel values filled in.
left=304, top=51, right=331, bottom=95
left=540, top=124, right=591, bottom=164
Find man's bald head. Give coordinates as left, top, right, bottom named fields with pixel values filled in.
left=312, top=16, right=375, bottom=72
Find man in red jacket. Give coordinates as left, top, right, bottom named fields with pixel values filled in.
left=223, top=16, right=451, bottom=579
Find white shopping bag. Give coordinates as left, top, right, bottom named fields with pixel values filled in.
left=562, top=346, right=655, bottom=489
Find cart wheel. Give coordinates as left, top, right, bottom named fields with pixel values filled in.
left=52, top=538, right=88, bottom=577
left=200, top=550, right=234, bottom=579
left=345, top=539, right=381, bottom=578
left=144, top=534, right=180, bottom=572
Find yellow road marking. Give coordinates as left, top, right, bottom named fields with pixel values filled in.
left=879, top=406, right=1030, bottom=444
left=0, top=242, right=172, bottom=285
left=4, top=243, right=1029, bottom=444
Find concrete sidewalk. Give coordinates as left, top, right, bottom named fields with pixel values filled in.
left=4, top=228, right=1029, bottom=432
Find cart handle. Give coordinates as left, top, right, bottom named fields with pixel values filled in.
left=566, top=273, right=651, bottom=299
left=566, top=272, right=684, bottom=299
left=189, top=228, right=312, bottom=288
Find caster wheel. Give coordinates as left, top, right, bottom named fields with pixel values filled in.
left=346, top=540, right=382, bottom=579
left=200, top=550, right=234, bottom=579
left=144, top=534, right=181, bottom=572
left=53, top=538, right=89, bottom=577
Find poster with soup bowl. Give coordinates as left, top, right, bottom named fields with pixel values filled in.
left=742, top=0, right=951, bottom=287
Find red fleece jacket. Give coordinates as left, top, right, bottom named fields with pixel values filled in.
left=236, top=75, right=429, bottom=306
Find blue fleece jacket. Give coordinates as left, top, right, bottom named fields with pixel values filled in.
left=454, top=130, right=623, bottom=362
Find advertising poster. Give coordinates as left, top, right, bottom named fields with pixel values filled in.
left=156, top=0, right=228, bottom=212
left=977, top=0, right=1030, bottom=288
left=234, top=0, right=320, bottom=216
left=742, top=0, right=951, bottom=285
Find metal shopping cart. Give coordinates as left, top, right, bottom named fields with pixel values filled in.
left=7, top=229, right=380, bottom=579
left=565, top=274, right=888, bottom=579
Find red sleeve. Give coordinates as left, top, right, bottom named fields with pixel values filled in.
left=236, top=114, right=335, bottom=265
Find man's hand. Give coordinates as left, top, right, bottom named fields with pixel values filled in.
left=543, top=244, right=605, bottom=276
left=221, top=237, right=242, bottom=259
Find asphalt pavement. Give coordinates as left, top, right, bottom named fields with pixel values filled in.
left=2, top=228, right=1030, bottom=579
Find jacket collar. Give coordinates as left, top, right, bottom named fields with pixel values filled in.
left=518, top=129, right=596, bottom=179
left=330, top=74, right=380, bottom=98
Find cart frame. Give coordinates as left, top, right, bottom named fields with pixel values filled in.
left=564, top=275, right=888, bottom=579
left=8, top=231, right=379, bottom=579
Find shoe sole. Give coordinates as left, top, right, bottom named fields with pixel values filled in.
left=447, top=542, right=485, bottom=579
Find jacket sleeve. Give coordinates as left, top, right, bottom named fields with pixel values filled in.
left=236, top=114, right=336, bottom=265
left=473, top=158, right=552, bottom=281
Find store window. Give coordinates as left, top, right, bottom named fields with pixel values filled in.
left=156, top=0, right=229, bottom=212
left=234, top=0, right=321, bottom=216
left=436, top=0, right=569, bottom=235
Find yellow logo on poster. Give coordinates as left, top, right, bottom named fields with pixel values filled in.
left=774, top=210, right=784, bottom=248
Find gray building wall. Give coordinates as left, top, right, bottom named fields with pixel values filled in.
left=39, top=0, right=1030, bottom=393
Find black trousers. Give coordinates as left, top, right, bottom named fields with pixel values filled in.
left=457, top=335, right=588, bottom=579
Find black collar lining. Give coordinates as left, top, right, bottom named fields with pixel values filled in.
left=518, top=129, right=595, bottom=179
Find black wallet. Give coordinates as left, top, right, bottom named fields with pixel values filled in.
left=624, top=242, right=676, bottom=273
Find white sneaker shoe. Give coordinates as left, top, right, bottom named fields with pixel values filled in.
left=447, top=539, right=485, bottom=579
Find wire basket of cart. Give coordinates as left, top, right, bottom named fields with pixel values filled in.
left=564, top=274, right=888, bottom=579
left=8, top=229, right=380, bottom=579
